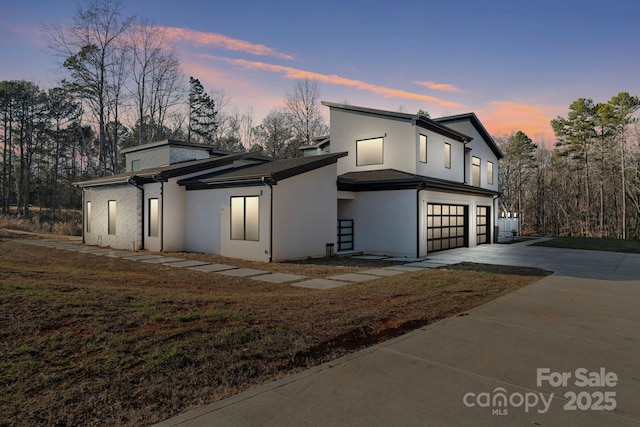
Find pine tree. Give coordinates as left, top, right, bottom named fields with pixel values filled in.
left=187, top=77, right=217, bottom=144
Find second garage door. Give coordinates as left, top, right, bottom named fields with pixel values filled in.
left=427, top=203, right=468, bottom=252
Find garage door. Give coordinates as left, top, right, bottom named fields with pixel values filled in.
left=427, top=203, right=467, bottom=252
left=476, top=206, right=490, bottom=245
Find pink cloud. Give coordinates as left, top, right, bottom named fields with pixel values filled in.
left=159, top=26, right=294, bottom=60
left=477, top=100, right=560, bottom=143
left=415, top=81, right=463, bottom=93
left=205, top=56, right=464, bottom=109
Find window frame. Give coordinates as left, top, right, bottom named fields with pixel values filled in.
left=419, top=134, right=427, bottom=163
left=472, top=156, right=481, bottom=186
left=131, top=159, right=141, bottom=172
left=230, top=196, right=260, bottom=241
left=108, top=200, right=116, bottom=235
left=487, top=161, right=494, bottom=185
left=148, top=198, right=159, bottom=238
left=356, top=137, right=384, bottom=166
left=444, top=142, right=451, bottom=169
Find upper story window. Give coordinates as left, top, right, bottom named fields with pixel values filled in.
left=356, top=137, right=383, bottom=166
left=487, top=161, right=494, bottom=185
left=419, top=134, right=427, bottom=163
left=444, top=143, right=451, bottom=169
left=472, top=156, right=481, bottom=186
left=131, top=159, right=141, bottom=172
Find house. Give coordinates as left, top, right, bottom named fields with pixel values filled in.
left=321, top=102, right=502, bottom=257
left=77, top=103, right=502, bottom=262
left=78, top=139, right=346, bottom=262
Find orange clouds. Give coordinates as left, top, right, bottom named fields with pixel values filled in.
left=415, top=81, right=463, bottom=93
left=205, top=56, right=464, bottom=109
left=478, top=101, right=559, bottom=141
left=160, top=26, right=294, bottom=60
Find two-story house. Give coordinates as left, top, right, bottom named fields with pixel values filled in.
left=322, top=102, right=502, bottom=257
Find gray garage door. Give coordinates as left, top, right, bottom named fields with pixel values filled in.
left=427, top=203, right=468, bottom=252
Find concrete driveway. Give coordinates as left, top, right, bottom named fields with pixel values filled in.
left=156, top=240, right=640, bottom=426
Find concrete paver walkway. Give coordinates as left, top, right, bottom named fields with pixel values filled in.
left=154, top=240, right=640, bottom=426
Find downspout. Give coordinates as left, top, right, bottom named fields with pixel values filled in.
left=492, top=194, right=501, bottom=244
left=262, top=176, right=274, bottom=263
left=416, top=182, right=427, bottom=258
left=81, top=188, right=85, bottom=244
left=127, top=178, right=145, bottom=250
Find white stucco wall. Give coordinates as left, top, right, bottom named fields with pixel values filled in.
left=338, top=189, right=417, bottom=257
left=143, top=182, right=162, bottom=252
left=414, top=129, right=466, bottom=183
left=272, top=164, right=338, bottom=261
left=84, top=184, right=141, bottom=250
left=161, top=178, right=187, bottom=252
left=329, top=108, right=416, bottom=175
left=125, top=147, right=170, bottom=171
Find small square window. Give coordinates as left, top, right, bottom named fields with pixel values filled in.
left=356, top=137, right=383, bottom=166
left=131, top=159, right=141, bottom=172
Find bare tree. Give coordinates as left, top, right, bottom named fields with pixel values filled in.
left=284, top=79, right=328, bottom=154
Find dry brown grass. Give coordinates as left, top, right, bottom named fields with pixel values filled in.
left=0, top=235, right=549, bottom=426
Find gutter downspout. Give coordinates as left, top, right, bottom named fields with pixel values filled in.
left=81, top=188, right=85, bottom=244
left=492, top=193, right=501, bottom=244
left=416, top=182, right=427, bottom=258
left=127, top=178, right=145, bottom=250
left=262, top=176, right=274, bottom=263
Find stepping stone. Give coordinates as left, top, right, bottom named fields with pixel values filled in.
left=165, top=260, right=210, bottom=268
left=217, top=268, right=269, bottom=277
left=251, top=273, right=306, bottom=283
left=425, top=258, right=460, bottom=265
left=327, top=273, right=379, bottom=282
left=188, top=264, right=237, bottom=272
left=408, top=261, right=451, bottom=268
left=106, top=252, right=141, bottom=258
left=359, top=268, right=405, bottom=276
left=351, top=255, right=387, bottom=260
left=292, top=278, right=348, bottom=289
left=384, top=257, right=427, bottom=262
left=122, top=254, right=165, bottom=261
left=140, top=257, right=185, bottom=264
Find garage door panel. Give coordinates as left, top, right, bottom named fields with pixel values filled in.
left=427, top=203, right=468, bottom=252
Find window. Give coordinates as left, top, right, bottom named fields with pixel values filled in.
left=108, top=200, right=116, bottom=235
left=487, top=161, right=494, bottom=185
left=231, top=196, right=259, bottom=241
left=419, top=134, right=427, bottom=163
left=86, top=201, right=91, bottom=233
left=148, top=198, right=159, bottom=237
left=356, top=137, right=383, bottom=166
left=131, top=159, right=141, bottom=172
left=472, top=157, right=481, bottom=186
left=444, top=143, right=451, bottom=169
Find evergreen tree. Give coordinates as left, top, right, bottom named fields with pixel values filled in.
left=187, top=77, right=218, bottom=144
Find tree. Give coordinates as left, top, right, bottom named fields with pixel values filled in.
left=498, top=131, right=537, bottom=227
left=187, top=77, right=218, bottom=144
left=44, top=0, right=134, bottom=176
left=284, top=79, right=328, bottom=156
left=252, top=109, right=293, bottom=158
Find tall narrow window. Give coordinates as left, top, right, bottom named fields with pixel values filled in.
left=444, top=143, right=451, bottom=169
left=108, top=200, right=116, bottom=235
left=419, top=134, right=427, bottom=163
left=231, top=196, right=259, bottom=241
left=487, top=161, right=494, bottom=185
left=86, top=201, right=91, bottom=233
left=131, top=159, right=141, bottom=171
left=149, top=198, right=159, bottom=237
left=472, top=157, right=481, bottom=186
left=356, top=137, right=383, bottom=166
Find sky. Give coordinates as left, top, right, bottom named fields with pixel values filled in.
left=1, top=0, right=639, bottom=144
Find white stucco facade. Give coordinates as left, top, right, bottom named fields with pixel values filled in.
left=84, top=184, right=141, bottom=250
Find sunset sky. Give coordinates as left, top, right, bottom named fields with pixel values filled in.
left=2, top=0, right=639, bottom=143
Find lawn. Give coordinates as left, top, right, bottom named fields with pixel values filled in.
left=531, top=236, right=640, bottom=253
left=0, top=232, right=548, bottom=426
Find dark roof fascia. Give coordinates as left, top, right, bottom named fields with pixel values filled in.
left=322, top=101, right=472, bottom=142
left=434, top=113, right=504, bottom=159
left=423, top=177, right=500, bottom=196
left=76, top=174, right=134, bottom=187
left=181, top=152, right=348, bottom=190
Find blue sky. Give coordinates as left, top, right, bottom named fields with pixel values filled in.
left=2, top=0, right=639, bottom=142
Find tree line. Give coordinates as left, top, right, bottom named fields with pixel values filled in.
left=0, top=0, right=327, bottom=215
left=499, top=92, right=640, bottom=239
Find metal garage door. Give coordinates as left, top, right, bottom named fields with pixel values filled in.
left=427, top=203, right=468, bottom=252
left=476, top=206, right=490, bottom=245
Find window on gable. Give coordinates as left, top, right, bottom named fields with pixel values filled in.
left=356, top=137, right=383, bottom=166
left=86, top=201, right=91, bottom=233
left=108, top=200, right=116, bottom=235
left=472, top=156, right=481, bottom=186
left=231, top=196, right=259, bottom=241
left=419, top=134, right=427, bottom=163
left=131, top=159, right=141, bottom=172
left=444, top=143, right=451, bottom=169
left=149, top=198, right=159, bottom=237
left=487, top=161, right=494, bottom=185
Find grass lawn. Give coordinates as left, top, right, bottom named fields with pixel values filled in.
left=1, top=232, right=549, bottom=426
left=531, top=236, right=640, bottom=253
